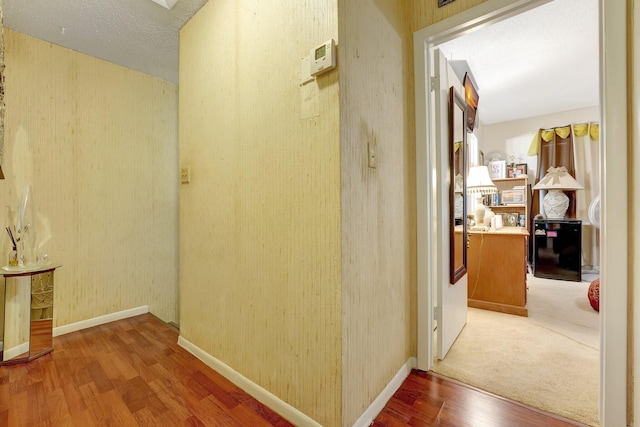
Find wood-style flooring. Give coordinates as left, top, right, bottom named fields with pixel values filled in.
left=374, top=370, right=588, bottom=427
left=0, top=314, right=293, bottom=426
left=0, top=314, right=588, bottom=426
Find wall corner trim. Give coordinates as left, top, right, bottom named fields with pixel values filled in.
left=352, top=357, right=417, bottom=427
left=177, top=335, right=322, bottom=427
left=52, top=306, right=149, bottom=337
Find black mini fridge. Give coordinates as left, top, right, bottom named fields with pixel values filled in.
left=533, top=219, right=582, bottom=281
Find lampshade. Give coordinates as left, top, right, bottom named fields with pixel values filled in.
left=466, top=166, right=497, bottom=226
left=532, top=166, right=584, bottom=191
left=467, top=166, right=497, bottom=195
left=532, top=166, right=584, bottom=219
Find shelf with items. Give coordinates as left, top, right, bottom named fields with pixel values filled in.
left=484, top=177, right=531, bottom=231
left=491, top=204, right=526, bottom=209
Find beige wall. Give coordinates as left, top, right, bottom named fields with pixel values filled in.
left=178, top=1, right=341, bottom=426
left=178, top=1, right=490, bottom=425
left=480, top=105, right=599, bottom=183
left=481, top=106, right=600, bottom=160
left=3, top=29, right=179, bottom=326
left=339, top=1, right=415, bottom=425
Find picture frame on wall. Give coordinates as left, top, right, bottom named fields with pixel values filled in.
left=507, top=164, right=528, bottom=178
left=488, top=160, right=506, bottom=179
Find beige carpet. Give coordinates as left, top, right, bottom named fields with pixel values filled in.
left=431, top=274, right=600, bottom=426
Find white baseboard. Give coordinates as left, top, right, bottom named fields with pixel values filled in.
left=352, top=357, right=417, bottom=427
left=53, top=306, right=149, bottom=337
left=178, top=336, right=322, bottom=427
left=3, top=341, right=29, bottom=360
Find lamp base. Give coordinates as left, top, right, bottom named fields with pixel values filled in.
left=543, top=190, right=569, bottom=219
left=474, top=197, right=486, bottom=225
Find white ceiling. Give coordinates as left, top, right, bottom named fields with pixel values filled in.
left=0, top=0, right=208, bottom=83
left=0, top=0, right=598, bottom=123
left=438, top=0, right=599, bottom=125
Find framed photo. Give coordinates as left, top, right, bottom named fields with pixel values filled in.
left=507, top=163, right=528, bottom=178
left=488, top=160, right=506, bottom=179
left=505, top=212, right=520, bottom=227
left=501, top=189, right=525, bottom=205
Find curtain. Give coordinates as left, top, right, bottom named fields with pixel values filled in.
left=528, top=123, right=600, bottom=269
left=532, top=125, right=576, bottom=218
left=574, top=123, right=600, bottom=268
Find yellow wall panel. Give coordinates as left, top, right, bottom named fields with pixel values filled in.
left=338, top=1, right=416, bottom=425
left=179, top=1, right=341, bottom=425
left=3, top=30, right=179, bottom=325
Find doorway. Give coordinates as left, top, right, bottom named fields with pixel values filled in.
left=435, top=4, right=599, bottom=423
left=414, top=1, right=628, bottom=426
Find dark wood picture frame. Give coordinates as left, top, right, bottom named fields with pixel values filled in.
left=508, top=163, right=528, bottom=178
left=449, top=86, right=467, bottom=285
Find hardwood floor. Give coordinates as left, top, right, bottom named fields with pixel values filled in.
left=373, top=370, right=589, bottom=427
left=0, top=314, right=589, bottom=426
left=0, top=314, right=293, bottom=426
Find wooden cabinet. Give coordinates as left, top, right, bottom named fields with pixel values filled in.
left=467, top=228, right=528, bottom=316
left=487, top=177, right=531, bottom=232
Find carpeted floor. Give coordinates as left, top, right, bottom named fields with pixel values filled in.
left=431, top=274, right=600, bottom=426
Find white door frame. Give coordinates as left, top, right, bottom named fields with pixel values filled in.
left=414, top=0, right=628, bottom=424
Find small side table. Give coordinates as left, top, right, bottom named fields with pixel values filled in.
left=0, top=263, right=61, bottom=365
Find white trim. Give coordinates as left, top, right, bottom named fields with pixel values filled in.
left=414, top=1, right=626, bottom=425
left=413, top=23, right=432, bottom=371
left=52, top=306, right=149, bottom=337
left=3, top=341, right=29, bottom=361
left=352, top=357, right=416, bottom=427
left=177, top=336, right=322, bottom=427
left=600, top=0, right=628, bottom=424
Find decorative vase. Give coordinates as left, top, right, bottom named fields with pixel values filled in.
left=483, top=207, right=495, bottom=227
left=18, top=185, right=38, bottom=266
left=7, top=247, right=17, bottom=267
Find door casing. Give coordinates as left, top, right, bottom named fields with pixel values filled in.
left=413, top=0, right=627, bottom=424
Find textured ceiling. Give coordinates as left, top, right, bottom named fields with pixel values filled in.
left=438, top=0, right=599, bottom=125
left=0, top=0, right=598, bottom=123
left=0, top=0, right=208, bottom=83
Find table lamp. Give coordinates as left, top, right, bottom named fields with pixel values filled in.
left=532, top=166, right=584, bottom=219
left=467, top=165, right=497, bottom=226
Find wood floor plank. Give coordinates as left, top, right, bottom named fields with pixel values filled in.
left=373, top=370, right=589, bottom=427
left=148, top=379, right=193, bottom=422
left=86, top=360, right=115, bottom=394
left=132, top=407, right=158, bottom=427
left=68, top=407, right=98, bottom=427
left=97, top=388, right=144, bottom=426
left=229, top=403, right=278, bottom=427
left=44, top=388, right=73, bottom=427
left=26, top=381, right=48, bottom=426
left=191, top=370, right=242, bottom=410
left=1, top=313, right=587, bottom=426
left=0, top=314, right=294, bottom=426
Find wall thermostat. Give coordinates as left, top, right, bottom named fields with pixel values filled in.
left=310, top=39, right=336, bottom=76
